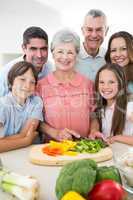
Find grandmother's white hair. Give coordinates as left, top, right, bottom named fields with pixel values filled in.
left=51, top=29, right=80, bottom=54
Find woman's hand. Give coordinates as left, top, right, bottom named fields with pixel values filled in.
left=55, top=128, right=80, bottom=141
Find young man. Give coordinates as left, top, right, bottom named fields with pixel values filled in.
left=0, top=26, right=52, bottom=96
left=76, top=9, right=109, bottom=81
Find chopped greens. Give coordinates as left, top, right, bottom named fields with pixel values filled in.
left=72, top=139, right=108, bottom=153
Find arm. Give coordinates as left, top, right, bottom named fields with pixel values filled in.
left=107, top=135, right=133, bottom=145
left=89, top=118, right=106, bottom=140
left=0, top=119, right=39, bottom=152
left=39, top=122, right=80, bottom=141
left=89, top=118, right=100, bottom=135
left=88, top=80, right=102, bottom=137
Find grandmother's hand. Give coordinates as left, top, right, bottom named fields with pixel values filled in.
left=56, top=128, right=80, bottom=141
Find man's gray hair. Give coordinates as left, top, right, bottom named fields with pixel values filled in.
left=86, top=9, right=106, bottom=18
left=51, top=29, right=80, bottom=54
left=84, top=9, right=108, bottom=28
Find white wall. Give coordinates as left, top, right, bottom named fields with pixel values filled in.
left=0, top=0, right=62, bottom=53
left=0, top=0, right=133, bottom=54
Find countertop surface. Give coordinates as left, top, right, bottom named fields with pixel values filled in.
left=0, top=142, right=133, bottom=200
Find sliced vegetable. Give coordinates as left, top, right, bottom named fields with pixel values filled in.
left=42, top=140, right=77, bottom=156
left=73, top=139, right=108, bottom=153
left=42, top=145, right=63, bottom=156
left=42, top=139, right=107, bottom=157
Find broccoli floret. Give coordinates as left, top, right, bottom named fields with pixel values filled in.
left=55, top=159, right=97, bottom=200
left=96, top=166, right=122, bottom=184
left=72, top=167, right=96, bottom=195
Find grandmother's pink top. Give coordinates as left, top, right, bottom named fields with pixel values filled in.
left=36, top=72, right=95, bottom=137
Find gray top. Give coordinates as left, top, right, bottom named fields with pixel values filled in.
left=76, top=43, right=106, bottom=81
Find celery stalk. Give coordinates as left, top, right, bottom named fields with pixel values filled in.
left=0, top=168, right=39, bottom=200
left=1, top=182, right=38, bottom=200
left=2, top=172, right=38, bottom=189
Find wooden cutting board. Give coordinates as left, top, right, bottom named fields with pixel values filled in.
left=29, top=144, right=113, bottom=166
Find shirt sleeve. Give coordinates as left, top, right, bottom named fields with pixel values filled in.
left=29, top=96, right=44, bottom=121
left=0, top=103, right=6, bottom=137
left=0, top=68, right=9, bottom=97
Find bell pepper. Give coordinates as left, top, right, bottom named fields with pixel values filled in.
left=61, top=191, right=86, bottom=200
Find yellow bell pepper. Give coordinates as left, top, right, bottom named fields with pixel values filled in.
left=49, top=140, right=77, bottom=153
left=63, top=151, right=78, bottom=156
left=61, top=191, right=86, bottom=200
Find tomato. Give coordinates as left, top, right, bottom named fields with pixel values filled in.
left=88, top=180, right=127, bottom=200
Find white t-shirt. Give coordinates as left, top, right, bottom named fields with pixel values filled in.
left=101, top=102, right=133, bottom=137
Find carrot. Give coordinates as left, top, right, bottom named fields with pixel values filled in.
left=42, top=146, right=63, bottom=156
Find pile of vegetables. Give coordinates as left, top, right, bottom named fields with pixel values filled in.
left=73, top=139, right=107, bottom=153
left=55, top=159, right=127, bottom=200
left=42, top=139, right=108, bottom=156
left=42, top=140, right=78, bottom=156
left=0, top=167, right=39, bottom=200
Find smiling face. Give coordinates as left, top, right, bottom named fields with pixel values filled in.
left=98, top=69, right=119, bottom=105
left=82, top=16, right=108, bottom=56
left=110, top=37, right=130, bottom=67
left=52, top=42, right=77, bottom=72
left=12, top=69, right=36, bottom=105
left=22, top=38, right=48, bottom=73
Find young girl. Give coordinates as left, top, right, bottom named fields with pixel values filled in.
left=0, top=61, right=43, bottom=152
left=91, top=63, right=133, bottom=145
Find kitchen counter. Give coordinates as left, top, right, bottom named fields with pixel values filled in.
left=0, top=142, right=133, bottom=200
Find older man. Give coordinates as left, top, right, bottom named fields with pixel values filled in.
left=0, top=26, right=52, bottom=96
left=76, top=9, right=109, bottom=81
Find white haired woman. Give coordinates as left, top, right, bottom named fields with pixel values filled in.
left=36, top=29, right=99, bottom=142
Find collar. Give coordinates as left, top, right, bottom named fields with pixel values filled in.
left=23, top=54, right=49, bottom=79
left=8, top=92, right=30, bottom=109
left=47, top=72, right=84, bottom=87
left=106, top=101, right=116, bottom=111
left=78, top=43, right=105, bottom=59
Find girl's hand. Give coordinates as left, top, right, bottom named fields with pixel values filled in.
left=107, top=136, right=118, bottom=144
left=89, top=131, right=107, bottom=141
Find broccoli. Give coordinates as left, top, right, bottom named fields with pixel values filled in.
left=96, top=166, right=122, bottom=184
left=55, top=159, right=97, bottom=200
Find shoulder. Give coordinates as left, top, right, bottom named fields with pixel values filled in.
left=30, top=95, right=43, bottom=105
left=37, top=73, right=53, bottom=86
left=77, top=72, right=94, bottom=86
left=45, top=60, right=53, bottom=69
left=0, top=94, right=13, bottom=108
left=0, top=56, right=24, bottom=78
left=2, top=56, right=24, bottom=71
left=98, top=47, right=106, bottom=57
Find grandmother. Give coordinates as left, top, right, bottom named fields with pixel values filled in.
left=36, top=29, right=99, bottom=141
